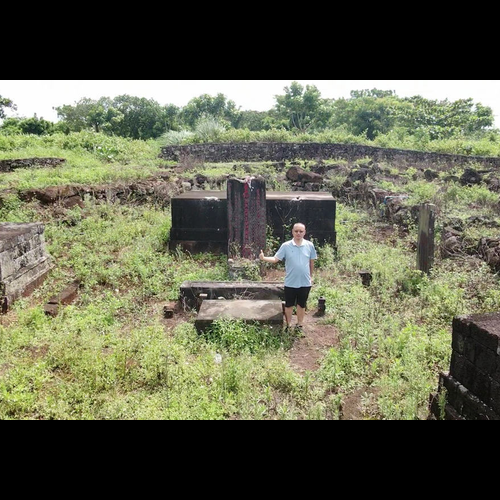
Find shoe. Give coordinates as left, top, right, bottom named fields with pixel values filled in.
left=283, top=325, right=292, bottom=334
left=295, top=325, right=305, bottom=337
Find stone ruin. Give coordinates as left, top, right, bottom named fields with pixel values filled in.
left=429, top=312, right=500, bottom=420
left=0, top=222, right=52, bottom=313
left=170, top=176, right=337, bottom=330
left=169, top=177, right=337, bottom=256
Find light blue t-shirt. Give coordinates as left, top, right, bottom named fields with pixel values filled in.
left=275, top=239, right=317, bottom=288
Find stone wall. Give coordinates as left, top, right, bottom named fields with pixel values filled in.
left=159, top=142, right=500, bottom=169
left=0, top=222, right=52, bottom=312
left=429, top=312, right=500, bottom=420
left=0, top=157, right=66, bottom=172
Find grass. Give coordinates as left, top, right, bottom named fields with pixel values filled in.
left=2, top=132, right=500, bottom=419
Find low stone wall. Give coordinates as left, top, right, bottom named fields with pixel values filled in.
left=159, top=142, right=500, bottom=169
left=0, top=222, right=52, bottom=312
left=429, top=312, right=500, bottom=420
left=0, top=157, right=66, bottom=172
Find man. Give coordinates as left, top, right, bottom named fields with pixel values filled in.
left=259, top=222, right=317, bottom=334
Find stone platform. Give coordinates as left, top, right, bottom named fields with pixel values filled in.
left=195, top=299, right=284, bottom=333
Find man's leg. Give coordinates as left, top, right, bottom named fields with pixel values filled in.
left=296, top=305, right=306, bottom=326
left=296, top=287, right=311, bottom=327
left=284, top=287, right=297, bottom=328
left=284, top=306, right=293, bottom=327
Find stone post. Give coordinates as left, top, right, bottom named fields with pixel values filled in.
left=227, top=176, right=266, bottom=260
left=417, top=203, right=436, bottom=274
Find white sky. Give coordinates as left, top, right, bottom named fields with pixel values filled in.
left=1, top=79, right=500, bottom=128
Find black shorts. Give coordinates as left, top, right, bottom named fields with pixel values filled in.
left=284, top=286, right=312, bottom=309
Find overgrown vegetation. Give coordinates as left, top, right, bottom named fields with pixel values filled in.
left=1, top=127, right=500, bottom=420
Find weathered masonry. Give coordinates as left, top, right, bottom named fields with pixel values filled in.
left=0, top=157, right=66, bottom=172
left=159, top=142, right=500, bottom=169
left=429, top=312, right=500, bottom=420
left=0, top=222, right=52, bottom=312
left=169, top=189, right=336, bottom=255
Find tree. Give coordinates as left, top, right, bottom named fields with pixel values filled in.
left=395, top=96, right=494, bottom=139
left=329, top=90, right=401, bottom=139
left=110, top=95, right=176, bottom=140
left=273, top=81, right=333, bottom=133
left=179, top=93, right=242, bottom=129
left=238, top=110, right=272, bottom=131
left=0, top=95, right=17, bottom=119
left=54, top=97, right=118, bottom=133
left=0, top=115, right=54, bottom=135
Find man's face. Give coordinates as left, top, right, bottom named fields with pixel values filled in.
left=293, top=226, right=305, bottom=238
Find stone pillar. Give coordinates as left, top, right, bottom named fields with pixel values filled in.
left=417, top=203, right=435, bottom=274
left=227, top=176, right=266, bottom=260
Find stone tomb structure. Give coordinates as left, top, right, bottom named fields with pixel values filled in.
left=172, top=178, right=336, bottom=331
left=169, top=187, right=336, bottom=255
left=429, top=312, right=500, bottom=420
left=0, top=222, right=52, bottom=312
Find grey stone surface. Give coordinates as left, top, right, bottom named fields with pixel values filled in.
left=195, top=299, right=283, bottom=333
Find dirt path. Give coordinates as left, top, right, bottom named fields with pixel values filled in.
left=287, top=307, right=338, bottom=373
left=262, top=267, right=339, bottom=373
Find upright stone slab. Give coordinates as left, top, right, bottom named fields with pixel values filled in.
left=417, top=203, right=435, bottom=274
left=169, top=191, right=228, bottom=254
left=0, top=222, right=52, bottom=312
left=266, top=192, right=336, bottom=246
left=227, top=177, right=266, bottom=260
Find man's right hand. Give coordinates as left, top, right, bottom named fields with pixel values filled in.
left=259, top=250, right=265, bottom=261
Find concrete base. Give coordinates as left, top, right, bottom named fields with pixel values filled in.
left=195, top=299, right=284, bottom=333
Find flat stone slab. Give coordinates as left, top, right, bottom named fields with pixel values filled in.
left=180, top=280, right=284, bottom=310
left=195, top=299, right=284, bottom=333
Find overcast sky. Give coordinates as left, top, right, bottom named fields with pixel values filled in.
left=2, top=79, right=500, bottom=128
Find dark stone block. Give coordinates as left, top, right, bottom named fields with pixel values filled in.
left=490, top=378, right=500, bottom=415
left=266, top=192, right=336, bottom=245
left=452, top=315, right=471, bottom=337
left=170, top=194, right=227, bottom=228
left=474, top=341, right=497, bottom=373
left=468, top=312, right=500, bottom=351
left=43, top=303, right=59, bottom=317
left=493, top=358, right=500, bottom=384
left=449, top=351, right=466, bottom=381
left=47, top=281, right=79, bottom=305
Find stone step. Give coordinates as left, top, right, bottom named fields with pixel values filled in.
left=180, top=281, right=284, bottom=310
left=195, top=299, right=284, bottom=333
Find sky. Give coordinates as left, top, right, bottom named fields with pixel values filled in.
left=1, top=79, right=500, bottom=128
